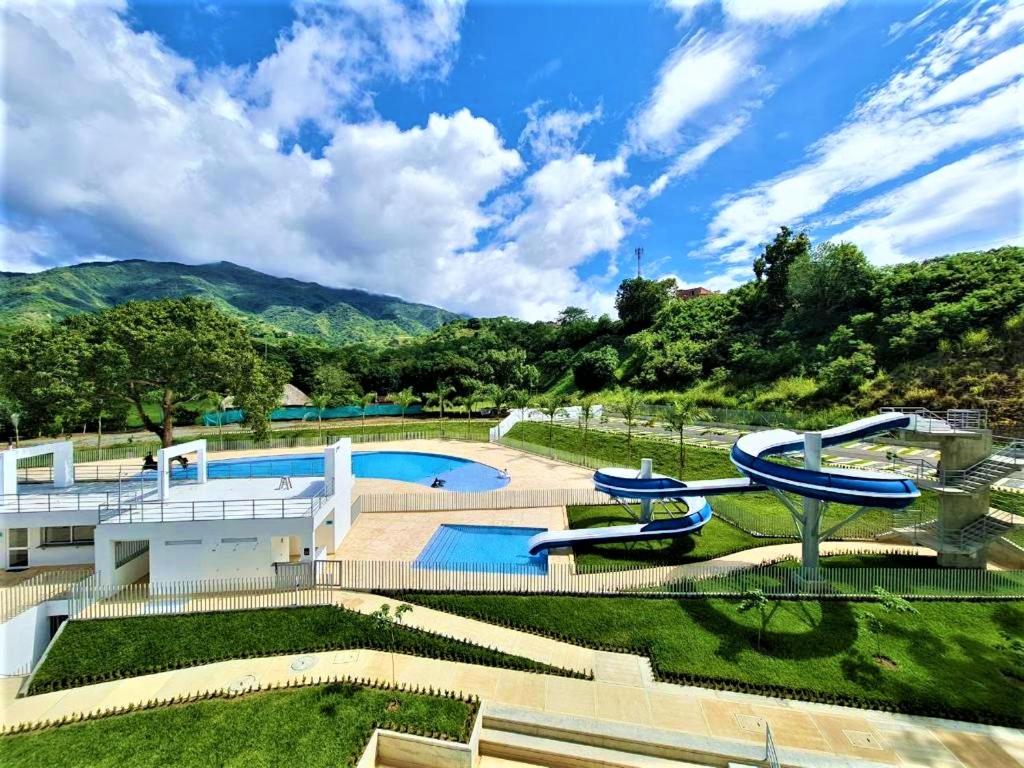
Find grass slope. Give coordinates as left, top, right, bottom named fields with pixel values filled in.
left=0, top=260, right=460, bottom=343
left=399, top=593, right=1024, bottom=725
left=2, top=683, right=474, bottom=768
left=29, top=606, right=567, bottom=694
left=567, top=505, right=787, bottom=569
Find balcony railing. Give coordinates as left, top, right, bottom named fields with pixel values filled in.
left=97, top=491, right=333, bottom=524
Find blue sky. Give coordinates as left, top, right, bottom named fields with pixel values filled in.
left=2, top=0, right=1021, bottom=319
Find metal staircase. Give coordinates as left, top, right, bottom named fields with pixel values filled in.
left=941, top=437, right=1024, bottom=492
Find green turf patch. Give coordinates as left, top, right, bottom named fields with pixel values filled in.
left=397, top=593, right=1024, bottom=725
left=567, top=504, right=788, bottom=569
left=29, top=605, right=574, bottom=695
left=3, top=682, right=475, bottom=768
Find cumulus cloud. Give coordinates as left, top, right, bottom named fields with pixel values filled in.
left=519, top=102, right=603, bottom=161
left=0, top=0, right=634, bottom=320
left=702, top=0, right=1024, bottom=263
left=664, top=0, right=845, bottom=27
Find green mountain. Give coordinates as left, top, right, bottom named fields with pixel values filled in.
left=0, top=260, right=461, bottom=343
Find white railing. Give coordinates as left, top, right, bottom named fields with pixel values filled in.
left=489, top=406, right=603, bottom=441
left=1, top=568, right=94, bottom=623
left=68, top=575, right=332, bottom=620
left=314, top=559, right=1024, bottom=599
left=352, top=487, right=609, bottom=514
left=97, top=493, right=332, bottom=524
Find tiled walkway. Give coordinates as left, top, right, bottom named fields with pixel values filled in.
left=3, top=587, right=1022, bottom=767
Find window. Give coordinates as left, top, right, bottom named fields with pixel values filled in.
left=42, top=526, right=95, bottom=546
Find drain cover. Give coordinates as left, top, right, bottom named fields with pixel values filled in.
left=228, top=674, right=257, bottom=694
left=290, top=655, right=317, bottom=672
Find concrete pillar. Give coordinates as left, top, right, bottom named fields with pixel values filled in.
left=640, top=458, right=653, bottom=523
left=52, top=442, right=75, bottom=488
left=321, top=438, right=353, bottom=554
left=932, top=431, right=992, bottom=568
left=0, top=452, right=15, bottom=497
left=801, top=432, right=823, bottom=571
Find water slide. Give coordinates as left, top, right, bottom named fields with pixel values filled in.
left=527, top=412, right=922, bottom=555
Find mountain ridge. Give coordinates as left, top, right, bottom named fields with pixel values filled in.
left=0, top=259, right=461, bottom=344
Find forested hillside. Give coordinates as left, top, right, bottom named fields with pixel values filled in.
left=274, top=236, right=1023, bottom=428
left=0, top=260, right=459, bottom=343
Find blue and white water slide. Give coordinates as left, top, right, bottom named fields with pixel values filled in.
left=527, top=412, right=922, bottom=555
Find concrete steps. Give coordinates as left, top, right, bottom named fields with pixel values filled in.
left=479, top=727, right=709, bottom=767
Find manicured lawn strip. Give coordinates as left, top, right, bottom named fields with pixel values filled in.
left=29, top=605, right=574, bottom=694
left=567, top=504, right=788, bottom=569
left=992, top=489, right=1024, bottom=518
left=3, top=682, right=474, bottom=768
left=396, top=593, right=1024, bottom=725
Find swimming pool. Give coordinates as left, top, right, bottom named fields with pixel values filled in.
left=414, top=524, right=548, bottom=574
left=163, top=451, right=510, bottom=493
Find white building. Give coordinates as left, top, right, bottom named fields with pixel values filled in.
left=0, top=438, right=354, bottom=585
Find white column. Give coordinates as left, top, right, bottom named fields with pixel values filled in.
left=0, top=452, right=15, bottom=497
left=640, top=458, right=654, bottom=522
left=322, top=438, right=353, bottom=553
left=52, top=442, right=75, bottom=488
left=801, top=432, right=823, bottom=571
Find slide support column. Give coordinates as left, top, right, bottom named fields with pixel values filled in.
left=640, top=458, right=653, bottom=522
left=801, top=432, right=822, bottom=571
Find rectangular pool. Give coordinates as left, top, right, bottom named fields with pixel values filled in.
left=413, top=524, right=548, bottom=575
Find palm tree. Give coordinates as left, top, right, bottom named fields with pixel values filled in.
left=10, top=411, right=20, bottom=448
left=615, top=388, right=646, bottom=464
left=358, top=392, right=376, bottom=437
left=459, top=380, right=488, bottom=427
left=426, top=381, right=455, bottom=422
left=663, top=400, right=711, bottom=479
left=489, top=384, right=516, bottom=418
left=392, top=387, right=419, bottom=428
left=510, top=388, right=532, bottom=419
left=310, top=393, right=331, bottom=441
left=533, top=393, right=566, bottom=452
left=576, top=395, right=597, bottom=459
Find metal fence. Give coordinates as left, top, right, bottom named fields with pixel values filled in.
left=114, top=540, right=150, bottom=568
left=68, top=575, right=332, bottom=620
left=353, top=486, right=609, bottom=514
left=311, top=559, right=1024, bottom=599
left=98, top=492, right=333, bottom=524
left=1, top=569, right=94, bottom=623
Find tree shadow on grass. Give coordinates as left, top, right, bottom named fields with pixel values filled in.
left=674, top=598, right=859, bottom=663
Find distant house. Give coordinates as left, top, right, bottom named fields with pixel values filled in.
left=222, top=383, right=311, bottom=410
left=675, top=286, right=716, bottom=300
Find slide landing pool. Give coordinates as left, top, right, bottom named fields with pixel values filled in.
left=162, top=451, right=510, bottom=493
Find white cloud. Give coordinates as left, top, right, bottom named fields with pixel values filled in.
left=0, top=0, right=635, bottom=320
left=519, top=102, right=603, bottom=161
left=828, top=143, right=1024, bottom=265
left=720, top=0, right=845, bottom=26
left=647, top=115, right=748, bottom=197
left=702, top=0, right=1024, bottom=263
left=629, top=31, right=756, bottom=154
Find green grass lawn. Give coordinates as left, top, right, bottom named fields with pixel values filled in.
left=29, top=606, right=567, bottom=694
left=567, top=504, right=788, bottom=569
left=2, top=683, right=474, bottom=768
left=397, top=593, right=1024, bottom=725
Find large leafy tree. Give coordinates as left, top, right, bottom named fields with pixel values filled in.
left=753, top=226, right=811, bottom=311
left=615, top=277, right=677, bottom=334
left=70, top=298, right=287, bottom=446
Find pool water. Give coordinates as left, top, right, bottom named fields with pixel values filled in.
left=414, top=524, right=548, bottom=574
left=164, top=451, right=510, bottom=493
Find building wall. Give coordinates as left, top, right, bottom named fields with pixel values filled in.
left=0, top=598, right=67, bottom=677
left=1, top=526, right=95, bottom=570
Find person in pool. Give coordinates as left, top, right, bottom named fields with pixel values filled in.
left=498, top=467, right=510, bottom=479
left=430, top=477, right=446, bottom=488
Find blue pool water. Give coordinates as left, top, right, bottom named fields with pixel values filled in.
left=164, top=451, right=510, bottom=493
left=414, top=525, right=548, bottom=574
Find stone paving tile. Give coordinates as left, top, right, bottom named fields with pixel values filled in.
left=749, top=704, right=832, bottom=753
left=493, top=674, right=546, bottom=712
left=646, top=689, right=710, bottom=736
left=811, top=713, right=902, bottom=765
left=871, top=724, right=964, bottom=767
left=594, top=682, right=652, bottom=725
left=698, top=699, right=767, bottom=744
left=593, top=652, right=646, bottom=687
left=544, top=676, right=597, bottom=720
left=935, top=730, right=1024, bottom=768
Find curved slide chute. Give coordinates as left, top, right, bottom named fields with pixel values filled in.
left=730, top=412, right=920, bottom=509
left=526, top=412, right=922, bottom=556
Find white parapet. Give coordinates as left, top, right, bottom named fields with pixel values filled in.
left=0, top=441, right=74, bottom=496
left=489, top=405, right=604, bottom=441
left=321, top=437, right=354, bottom=554
left=156, top=439, right=207, bottom=500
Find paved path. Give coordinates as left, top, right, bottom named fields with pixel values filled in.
left=4, top=585, right=1023, bottom=767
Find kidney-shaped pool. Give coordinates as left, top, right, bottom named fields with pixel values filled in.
left=167, top=451, right=510, bottom=493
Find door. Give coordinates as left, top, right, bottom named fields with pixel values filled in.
left=7, top=527, right=29, bottom=569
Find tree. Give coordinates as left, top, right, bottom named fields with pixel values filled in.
left=533, top=393, right=566, bottom=451
left=392, top=387, right=419, bottom=427
left=309, top=393, right=330, bottom=441
left=572, top=346, right=619, bottom=391
left=864, top=587, right=918, bottom=658
left=614, top=388, right=646, bottom=463
left=663, top=400, right=711, bottom=479
left=369, top=602, right=413, bottom=685
left=489, top=384, right=517, bottom=418
left=458, top=379, right=487, bottom=425
left=753, top=226, right=811, bottom=310
left=615, top=277, right=676, bottom=334
left=787, top=241, right=876, bottom=335
left=426, top=380, right=455, bottom=421
left=576, top=395, right=598, bottom=458
left=312, top=365, right=359, bottom=403
left=738, top=589, right=770, bottom=650
left=357, top=392, right=376, bottom=436
left=510, top=388, right=532, bottom=416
